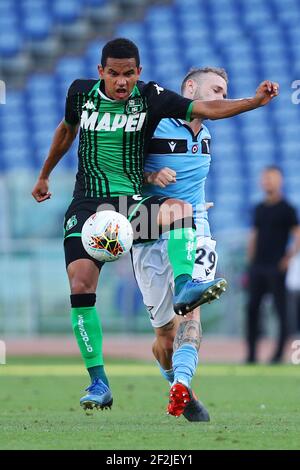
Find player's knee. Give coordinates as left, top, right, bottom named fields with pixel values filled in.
left=70, top=278, right=96, bottom=295
left=172, top=199, right=193, bottom=221
left=159, top=199, right=193, bottom=226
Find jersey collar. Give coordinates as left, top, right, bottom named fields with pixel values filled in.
left=171, top=118, right=203, bottom=139
left=171, top=118, right=184, bottom=127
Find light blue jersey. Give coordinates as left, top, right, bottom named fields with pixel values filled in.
left=144, top=118, right=211, bottom=237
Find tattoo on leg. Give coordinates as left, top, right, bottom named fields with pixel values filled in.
left=173, top=320, right=202, bottom=352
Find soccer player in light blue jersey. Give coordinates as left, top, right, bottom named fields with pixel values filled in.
left=132, top=68, right=229, bottom=421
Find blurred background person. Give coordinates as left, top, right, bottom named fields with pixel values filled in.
left=1, top=0, right=300, bottom=358
left=246, top=166, right=300, bottom=363
left=286, top=252, right=300, bottom=336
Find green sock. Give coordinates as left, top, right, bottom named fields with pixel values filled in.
left=167, top=227, right=196, bottom=293
left=71, top=306, right=104, bottom=369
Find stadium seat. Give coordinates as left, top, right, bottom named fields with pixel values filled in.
left=1, top=0, right=300, bottom=231
left=0, top=30, right=22, bottom=57
left=52, top=0, right=82, bottom=24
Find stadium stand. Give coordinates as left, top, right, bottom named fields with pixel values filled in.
left=0, top=0, right=299, bottom=237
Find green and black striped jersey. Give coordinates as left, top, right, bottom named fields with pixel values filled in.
left=65, top=79, right=193, bottom=198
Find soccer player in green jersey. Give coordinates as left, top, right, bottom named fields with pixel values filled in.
left=32, top=38, right=279, bottom=411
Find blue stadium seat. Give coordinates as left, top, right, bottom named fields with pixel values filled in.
left=85, top=0, right=107, bottom=5
left=116, top=23, right=145, bottom=43
left=275, top=4, right=300, bottom=25
left=1, top=139, right=32, bottom=170
left=1, top=0, right=300, bottom=233
left=52, top=0, right=81, bottom=24
left=210, top=209, right=247, bottom=231
left=146, top=6, right=175, bottom=24
left=23, top=15, right=52, bottom=41
left=27, top=74, right=57, bottom=92
left=0, top=30, right=22, bottom=57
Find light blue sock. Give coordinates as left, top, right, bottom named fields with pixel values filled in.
left=172, top=344, right=198, bottom=387
left=157, top=361, right=174, bottom=385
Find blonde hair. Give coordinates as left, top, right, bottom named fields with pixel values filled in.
left=181, top=67, right=228, bottom=93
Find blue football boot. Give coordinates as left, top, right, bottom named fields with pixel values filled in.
left=80, top=378, right=113, bottom=410
left=173, top=278, right=227, bottom=316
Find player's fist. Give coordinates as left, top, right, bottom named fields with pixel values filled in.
left=255, top=80, right=279, bottom=106
left=31, top=177, right=52, bottom=203
left=146, top=167, right=176, bottom=188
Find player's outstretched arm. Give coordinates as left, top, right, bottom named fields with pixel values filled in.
left=191, top=81, right=279, bottom=120
left=31, top=120, right=78, bottom=202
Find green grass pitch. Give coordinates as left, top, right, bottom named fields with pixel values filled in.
left=0, top=357, right=300, bottom=450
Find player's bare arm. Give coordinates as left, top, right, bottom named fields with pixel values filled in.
left=32, top=120, right=78, bottom=203
left=279, top=225, right=300, bottom=271
left=247, top=228, right=258, bottom=263
left=191, top=80, right=279, bottom=120
left=145, top=167, right=176, bottom=188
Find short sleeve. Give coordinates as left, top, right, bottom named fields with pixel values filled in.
left=286, top=204, right=298, bottom=229
left=64, top=80, right=80, bottom=126
left=147, top=82, right=193, bottom=121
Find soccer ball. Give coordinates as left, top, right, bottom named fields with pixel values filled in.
left=81, top=210, right=133, bottom=262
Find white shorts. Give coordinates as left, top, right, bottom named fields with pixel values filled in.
left=132, top=236, right=218, bottom=328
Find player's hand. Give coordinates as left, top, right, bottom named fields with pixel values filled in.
left=278, top=254, right=291, bottom=272
left=205, top=202, right=214, bottom=210
left=255, top=80, right=279, bottom=106
left=31, top=177, right=52, bottom=203
left=147, top=167, right=176, bottom=188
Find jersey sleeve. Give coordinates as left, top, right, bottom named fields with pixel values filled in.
left=64, top=80, right=81, bottom=126
left=147, top=82, right=193, bottom=121
left=286, top=205, right=299, bottom=229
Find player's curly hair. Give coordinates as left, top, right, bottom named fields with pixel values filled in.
left=101, top=38, right=140, bottom=67
left=181, top=67, right=228, bottom=93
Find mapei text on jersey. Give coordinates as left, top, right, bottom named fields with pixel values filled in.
left=80, top=111, right=146, bottom=132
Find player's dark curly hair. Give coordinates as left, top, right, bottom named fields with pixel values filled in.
left=101, top=38, right=140, bottom=67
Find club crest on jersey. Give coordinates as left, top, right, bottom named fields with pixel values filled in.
left=192, top=144, right=199, bottom=154
left=126, top=97, right=144, bottom=114
left=66, top=215, right=78, bottom=231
